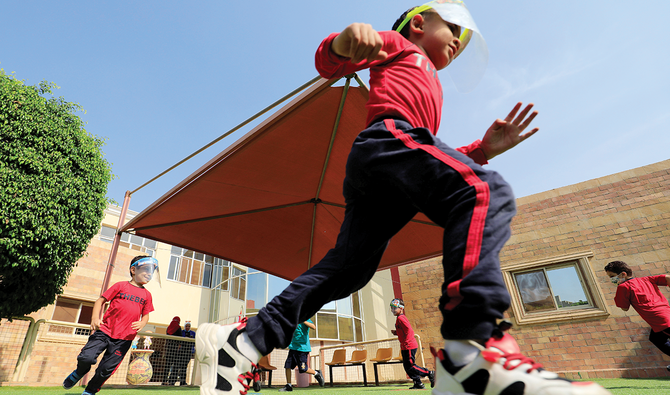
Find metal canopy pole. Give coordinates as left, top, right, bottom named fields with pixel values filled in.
left=308, top=74, right=356, bottom=270
left=100, top=190, right=132, bottom=294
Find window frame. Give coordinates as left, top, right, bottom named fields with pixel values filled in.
left=48, top=296, right=96, bottom=337
left=168, top=248, right=231, bottom=289
left=502, top=251, right=610, bottom=326
left=98, top=225, right=156, bottom=256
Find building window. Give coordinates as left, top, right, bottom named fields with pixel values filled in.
left=98, top=225, right=156, bottom=256
left=315, top=292, right=365, bottom=342
left=212, top=258, right=230, bottom=291
left=229, top=266, right=247, bottom=300
left=167, top=246, right=231, bottom=289
left=502, top=251, right=609, bottom=325
left=244, top=271, right=365, bottom=342
left=49, top=297, right=94, bottom=337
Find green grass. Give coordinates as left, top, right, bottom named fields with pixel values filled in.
left=2, top=378, right=669, bottom=395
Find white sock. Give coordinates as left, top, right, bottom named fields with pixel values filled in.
left=444, top=340, right=480, bottom=366
left=237, top=331, right=262, bottom=362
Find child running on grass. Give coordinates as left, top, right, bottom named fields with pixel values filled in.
left=196, top=2, right=610, bottom=394
left=63, top=255, right=157, bottom=395
left=390, top=298, right=434, bottom=389
left=278, top=319, right=324, bottom=391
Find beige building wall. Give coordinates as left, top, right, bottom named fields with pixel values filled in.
left=360, top=269, right=398, bottom=340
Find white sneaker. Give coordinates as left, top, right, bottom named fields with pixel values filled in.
left=431, top=340, right=612, bottom=395
left=196, top=319, right=261, bottom=394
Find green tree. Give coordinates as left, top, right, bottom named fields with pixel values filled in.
left=0, top=70, right=113, bottom=318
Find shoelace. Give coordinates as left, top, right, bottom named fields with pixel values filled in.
left=500, top=352, right=543, bottom=373
left=237, top=362, right=261, bottom=395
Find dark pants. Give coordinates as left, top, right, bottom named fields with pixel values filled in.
left=75, top=330, right=132, bottom=393
left=649, top=328, right=670, bottom=356
left=284, top=349, right=309, bottom=373
left=247, top=119, right=515, bottom=354
left=401, top=348, right=430, bottom=382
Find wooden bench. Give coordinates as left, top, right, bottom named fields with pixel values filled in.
left=326, top=349, right=368, bottom=387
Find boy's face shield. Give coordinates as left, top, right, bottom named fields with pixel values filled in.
left=132, top=257, right=159, bottom=282
left=397, top=0, right=488, bottom=92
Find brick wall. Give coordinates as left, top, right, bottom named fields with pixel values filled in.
left=398, top=159, right=670, bottom=378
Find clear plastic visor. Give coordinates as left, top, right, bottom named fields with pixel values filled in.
left=399, top=1, right=488, bottom=92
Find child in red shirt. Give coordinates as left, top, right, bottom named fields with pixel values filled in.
left=605, top=260, right=670, bottom=370
left=196, top=2, right=610, bottom=394
left=390, top=299, right=434, bottom=389
left=63, top=255, right=156, bottom=395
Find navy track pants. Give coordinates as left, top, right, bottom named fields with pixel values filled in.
left=402, top=348, right=431, bottom=382
left=75, top=330, right=132, bottom=393
left=247, top=119, right=515, bottom=354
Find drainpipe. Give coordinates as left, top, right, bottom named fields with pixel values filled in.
left=100, top=190, right=132, bottom=294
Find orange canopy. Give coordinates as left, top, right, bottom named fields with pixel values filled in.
left=121, top=76, right=443, bottom=281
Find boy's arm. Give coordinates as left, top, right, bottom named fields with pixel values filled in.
left=90, top=296, right=107, bottom=331
left=304, top=321, right=316, bottom=330
left=480, top=102, right=539, bottom=161
left=614, top=287, right=630, bottom=311
left=316, top=24, right=388, bottom=79
left=132, top=313, right=150, bottom=332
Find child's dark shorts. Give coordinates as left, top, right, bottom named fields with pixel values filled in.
left=284, top=349, right=309, bottom=373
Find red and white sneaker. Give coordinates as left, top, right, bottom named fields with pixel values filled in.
left=431, top=337, right=611, bottom=395
left=196, top=319, right=261, bottom=395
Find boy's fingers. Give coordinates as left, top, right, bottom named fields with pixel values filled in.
left=520, top=110, right=539, bottom=129
left=519, top=127, right=539, bottom=140
left=505, top=102, right=522, bottom=122
left=513, top=104, right=534, bottom=125
left=375, top=50, right=389, bottom=61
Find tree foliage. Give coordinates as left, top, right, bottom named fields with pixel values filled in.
left=0, top=70, right=113, bottom=318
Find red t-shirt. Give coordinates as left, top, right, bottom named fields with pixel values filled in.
left=395, top=314, right=418, bottom=350
left=615, top=275, right=670, bottom=332
left=99, top=281, right=154, bottom=340
left=315, top=30, right=488, bottom=166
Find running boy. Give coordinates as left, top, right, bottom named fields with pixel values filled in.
left=63, top=255, right=157, bottom=395
left=390, top=299, right=434, bottom=389
left=279, top=319, right=324, bottom=391
left=605, top=260, right=670, bottom=370
left=197, top=2, right=610, bottom=394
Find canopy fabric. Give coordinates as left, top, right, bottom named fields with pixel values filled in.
left=121, top=77, right=443, bottom=281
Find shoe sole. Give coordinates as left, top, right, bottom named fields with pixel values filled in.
left=196, top=323, right=220, bottom=395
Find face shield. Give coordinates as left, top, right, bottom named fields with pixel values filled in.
left=396, top=0, right=488, bottom=92
left=132, top=257, right=159, bottom=282
left=390, top=299, right=404, bottom=310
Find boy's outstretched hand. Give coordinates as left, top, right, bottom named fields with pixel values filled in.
left=332, top=23, right=388, bottom=64
left=481, top=102, right=539, bottom=160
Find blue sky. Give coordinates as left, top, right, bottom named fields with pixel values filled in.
left=2, top=1, right=669, bottom=212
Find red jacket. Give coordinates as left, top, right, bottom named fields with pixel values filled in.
left=395, top=314, right=418, bottom=350
left=315, top=30, right=488, bottom=166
